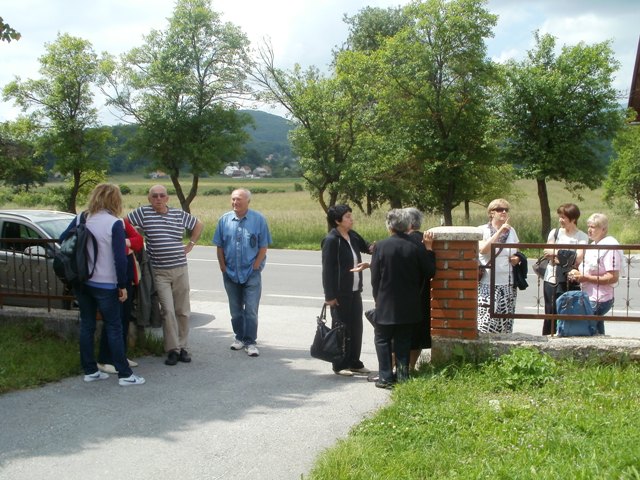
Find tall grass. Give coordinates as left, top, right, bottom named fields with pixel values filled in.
left=3, top=176, right=640, bottom=247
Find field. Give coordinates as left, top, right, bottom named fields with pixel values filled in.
left=4, top=174, right=640, bottom=248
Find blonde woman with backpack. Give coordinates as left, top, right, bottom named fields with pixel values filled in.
left=59, top=183, right=145, bottom=386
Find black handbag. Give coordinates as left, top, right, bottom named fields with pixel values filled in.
left=310, top=304, right=346, bottom=363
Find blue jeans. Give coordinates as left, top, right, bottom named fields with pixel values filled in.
left=223, top=270, right=261, bottom=345
left=591, top=298, right=614, bottom=335
left=98, top=283, right=133, bottom=364
left=75, top=284, right=132, bottom=378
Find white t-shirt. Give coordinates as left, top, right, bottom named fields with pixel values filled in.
left=543, top=227, right=589, bottom=284
left=478, top=224, right=519, bottom=285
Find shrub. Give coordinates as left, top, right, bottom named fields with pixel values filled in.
left=119, top=184, right=131, bottom=195
left=202, top=188, right=224, bottom=196
left=294, top=182, right=304, bottom=192
left=490, top=347, right=558, bottom=390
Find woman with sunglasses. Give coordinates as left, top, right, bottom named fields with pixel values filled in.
left=477, top=199, right=521, bottom=333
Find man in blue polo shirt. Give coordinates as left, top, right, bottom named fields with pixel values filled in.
left=213, top=188, right=272, bottom=357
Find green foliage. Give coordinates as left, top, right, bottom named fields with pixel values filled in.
left=2, top=33, right=110, bottom=213
left=119, top=184, right=131, bottom=195
left=0, top=119, right=48, bottom=192
left=202, top=188, right=225, bottom=196
left=294, top=182, right=304, bottom=192
left=0, top=17, right=21, bottom=43
left=490, top=347, right=558, bottom=390
left=496, top=32, right=624, bottom=237
left=605, top=119, right=640, bottom=209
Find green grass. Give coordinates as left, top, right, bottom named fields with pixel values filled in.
left=0, top=321, right=164, bottom=394
left=308, top=348, right=640, bottom=480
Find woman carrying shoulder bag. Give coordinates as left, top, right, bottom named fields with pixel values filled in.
left=541, top=203, right=588, bottom=335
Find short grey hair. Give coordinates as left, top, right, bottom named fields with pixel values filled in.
left=385, top=209, right=411, bottom=233
left=404, top=207, right=424, bottom=230
left=232, top=188, right=252, bottom=201
left=587, top=213, right=609, bottom=232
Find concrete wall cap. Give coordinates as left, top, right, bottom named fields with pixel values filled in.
left=427, top=226, right=483, bottom=241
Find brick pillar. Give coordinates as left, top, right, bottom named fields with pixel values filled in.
left=429, top=227, right=483, bottom=341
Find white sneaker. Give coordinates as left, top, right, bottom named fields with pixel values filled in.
left=98, top=363, right=117, bottom=374
left=230, top=340, right=245, bottom=350
left=127, top=359, right=138, bottom=367
left=245, top=344, right=259, bottom=357
left=84, top=371, right=109, bottom=382
left=350, top=367, right=371, bottom=374
left=118, top=374, right=146, bottom=386
left=334, top=369, right=354, bottom=377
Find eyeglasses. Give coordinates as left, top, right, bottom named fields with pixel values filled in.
left=493, top=207, right=509, bottom=213
left=151, top=193, right=167, bottom=198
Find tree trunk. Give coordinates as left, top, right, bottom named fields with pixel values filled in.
left=537, top=178, right=551, bottom=240
left=442, top=207, right=453, bottom=226
left=464, top=200, right=470, bottom=224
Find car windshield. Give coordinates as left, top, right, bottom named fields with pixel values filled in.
left=37, top=218, right=73, bottom=239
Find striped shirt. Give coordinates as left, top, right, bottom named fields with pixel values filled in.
left=127, top=205, right=198, bottom=269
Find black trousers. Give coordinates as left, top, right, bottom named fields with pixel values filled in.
left=542, top=281, right=569, bottom=335
left=374, top=323, right=413, bottom=384
left=330, top=291, right=364, bottom=372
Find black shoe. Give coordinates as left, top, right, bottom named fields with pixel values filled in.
left=375, top=380, right=394, bottom=390
left=165, top=351, right=179, bottom=366
left=179, top=349, right=191, bottom=363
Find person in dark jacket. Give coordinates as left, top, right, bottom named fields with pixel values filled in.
left=321, top=204, right=373, bottom=376
left=371, top=209, right=435, bottom=389
left=404, top=208, right=437, bottom=371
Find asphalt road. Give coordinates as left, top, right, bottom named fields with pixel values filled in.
left=1, top=246, right=639, bottom=480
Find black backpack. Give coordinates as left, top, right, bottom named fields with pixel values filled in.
left=53, top=212, right=98, bottom=286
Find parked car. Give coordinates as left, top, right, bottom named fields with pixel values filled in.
left=0, top=210, right=76, bottom=309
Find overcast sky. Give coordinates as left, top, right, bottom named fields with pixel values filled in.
left=1, top=0, right=638, bottom=123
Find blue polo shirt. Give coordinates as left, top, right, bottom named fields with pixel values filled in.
left=212, top=209, right=272, bottom=284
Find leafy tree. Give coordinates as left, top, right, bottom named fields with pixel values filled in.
left=0, top=17, right=20, bottom=42
left=100, top=0, right=252, bottom=212
left=254, top=44, right=369, bottom=214
left=347, top=0, right=500, bottom=224
left=3, top=33, right=109, bottom=212
left=496, top=32, right=624, bottom=238
left=342, top=6, right=408, bottom=52
left=604, top=114, right=640, bottom=210
left=0, top=119, right=47, bottom=191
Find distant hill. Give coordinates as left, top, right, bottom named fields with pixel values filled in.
left=241, top=110, right=294, bottom=158
left=239, top=110, right=298, bottom=175
left=241, top=109, right=294, bottom=146
left=103, top=109, right=298, bottom=176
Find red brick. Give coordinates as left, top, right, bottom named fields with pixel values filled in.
left=445, top=280, right=479, bottom=290
left=433, top=270, right=463, bottom=279
left=446, top=299, right=478, bottom=309
left=443, top=319, right=476, bottom=329
left=433, top=289, right=464, bottom=299
left=444, top=260, right=478, bottom=270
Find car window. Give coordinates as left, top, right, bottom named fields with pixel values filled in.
left=38, top=218, right=74, bottom=239
left=1, top=222, right=45, bottom=250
